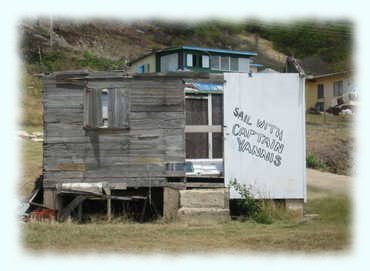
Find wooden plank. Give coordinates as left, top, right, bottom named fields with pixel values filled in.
left=43, top=72, right=187, bottom=189
left=44, top=178, right=168, bottom=189
left=167, top=182, right=225, bottom=189
left=57, top=163, right=86, bottom=171
left=185, top=125, right=221, bottom=133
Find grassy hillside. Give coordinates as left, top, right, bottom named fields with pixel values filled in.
left=20, top=18, right=352, bottom=74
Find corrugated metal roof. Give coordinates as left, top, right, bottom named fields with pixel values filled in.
left=306, top=70, right=351, bottom=80
left=184, top=81, right=223, bottom=93
left=250, top=63, right=264, bottom=67
left=165, top=46, right=257, bottom=56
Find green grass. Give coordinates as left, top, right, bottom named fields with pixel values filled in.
left=22, top=186, right=351, bottom=253
left=20, top=135, right=42, bottom=197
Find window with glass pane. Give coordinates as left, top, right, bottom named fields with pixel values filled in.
left=230, top=57, right=238, bottom=71
left=202, top=55, right=210, bottom=68
left=221, top=56, right=229, bottom=71
left=211, top=55, right=220, bottom=70
left=317, top=84, right=324, bottom=98
left=186, top=54, right=193, bottom=67
left=333, top=80, right=344, bottom=96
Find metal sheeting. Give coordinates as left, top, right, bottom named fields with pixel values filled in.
left=184, top=81, right=223, bottom=93
left=59, top=182, right=104, bottom=195
left=185, top=159, right=223, bottom=177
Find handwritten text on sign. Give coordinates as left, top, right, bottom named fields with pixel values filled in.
left=231, top=106, right=285, bottom=167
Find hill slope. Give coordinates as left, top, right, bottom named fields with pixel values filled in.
left=20, top=18, right=352, bottom=74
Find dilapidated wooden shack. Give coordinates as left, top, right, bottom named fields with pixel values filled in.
left=42, top=70, right=306, bottom=221
left=42, top=71, right=227, bottom=221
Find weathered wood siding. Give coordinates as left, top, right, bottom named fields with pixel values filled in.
left=43, top=71, right=186, bottom=188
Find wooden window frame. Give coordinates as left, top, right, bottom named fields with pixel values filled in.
left=185, top=93, right=223, bottom=159
left=83, top=87, right=129, bottom=130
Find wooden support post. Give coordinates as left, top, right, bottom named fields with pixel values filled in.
left=140, top=197, right=148, bottom=222
left=105, top=184, right=112, bottom=222
left=78, top=202, right=83, bottom=223
left=107, top=197, right=111, bottom=222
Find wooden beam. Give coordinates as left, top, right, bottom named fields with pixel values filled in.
left=58, top=195, right=87, bottom=222
left=185, top=125, right=222, bottom=133
left=167, top=182, right=225, bottom=189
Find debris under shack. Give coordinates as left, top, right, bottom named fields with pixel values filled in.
left=21, top=176, right=164, bottom=223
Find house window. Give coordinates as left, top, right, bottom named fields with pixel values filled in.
left=333, top=80, right=344, bottom=97
left=137, top=65, right=145, bottom=73
left=230, top=57, right=238, bottom=72
left=202, top=55, right=210, bottom=68
left=221, top=56, right=230, bottom=71
left=186, top=54, right=193, bottom=67
left=187, top=54, right=207, bottom=68
left=84, top=88, right=129, bottom=129
left=211, top=55, right=220, bottom=70
left=185, top=93, right=223, bottom=159
left=317, top=84, right=324, bottom=99
left=160, top=53, right=178, bottom=72
left=238, top=58, right=250, bottom=73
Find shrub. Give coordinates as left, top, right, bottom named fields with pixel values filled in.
left=229, top=179, right=273, bottom=224
left=306, top=153, right=327, bottom=169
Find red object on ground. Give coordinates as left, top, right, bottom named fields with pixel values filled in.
left=29, top=208, right=57, bottom=221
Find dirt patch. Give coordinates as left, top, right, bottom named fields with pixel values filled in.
left=307, top=168, right=352, bottom=196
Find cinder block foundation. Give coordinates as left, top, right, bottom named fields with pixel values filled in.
left=285, top=199, right=304, bottom=217
left=163, top=187, right=181, bottom=221
left=179, top=188, right=230, bottom=209
left=177, top=188, right=230, bottom=223
left=177, top=207, right=230, bottom=224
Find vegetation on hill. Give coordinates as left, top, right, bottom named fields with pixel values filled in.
left=244, top=20, right=352, bottom=72
left=20, top=18, right=352, bottom=75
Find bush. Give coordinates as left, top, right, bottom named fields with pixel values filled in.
left=229, top=179, right=273, bottom=224
left=306, top=153, right=327, bottom=169
left=75, top=51, right=122, bottom=71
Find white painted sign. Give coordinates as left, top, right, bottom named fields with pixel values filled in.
left=224, top=73, right=306, bottom=200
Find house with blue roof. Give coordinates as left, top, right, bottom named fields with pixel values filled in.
left=127, top=46, right=258, bottom=74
